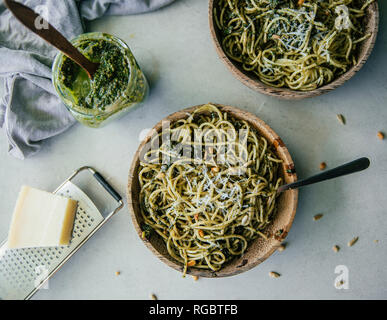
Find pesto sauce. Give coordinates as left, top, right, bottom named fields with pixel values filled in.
left=59, top=39, right=130, bottom=110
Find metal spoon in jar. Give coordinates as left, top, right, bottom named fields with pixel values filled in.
left=277, top=157, right=370, bottom=193
left=4, top=0, right=99, bottom=79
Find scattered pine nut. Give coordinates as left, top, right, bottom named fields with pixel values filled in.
left=150, top=293, right=158, bottom=300
left=332, top=245, right=340, bottom=253
left=336, top=114, right=346, bottom=125
left=348, top=237, right=359, bottom=247
left=377, top=131, right=385, bottom=140
left=198, top=229, right=205, bottom=237
left=313, top=214, right=324, bottom=221
left=211, top=166, right=220, bottom=173
left=156, top=172, right=165, bottom=179
left=336, top=280, right=345, bottom=287
left=192, top=275, right=199, bottom=281
left=272, top=34, right=280, bottom=40
left=298, top=0, right=305, bottom=6
left=241, top=215, right=249, bottom=226
left=115, top=271, right=121, bottom=276
left=187, top=260, right=196, bottom=267
left=277, top=243, right=286, bottom=252
left=269, top=271, right=281, bottom=278
left=319, top=162, right=327, bottom=170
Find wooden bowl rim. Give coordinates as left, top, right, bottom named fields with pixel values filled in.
left=208, top=0, right=380, bottom=100
left=127, top=103, right=298, bottom=277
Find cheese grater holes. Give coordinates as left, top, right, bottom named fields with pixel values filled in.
left=0, top=181, right=104, bottom=299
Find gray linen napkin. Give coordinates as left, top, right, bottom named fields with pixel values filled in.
left=0, top=0, right=175, bottom=159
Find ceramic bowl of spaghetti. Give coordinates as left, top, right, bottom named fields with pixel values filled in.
left=128, top=104, right=298, bottom=277
left=209, top=0, right=379, bottom=99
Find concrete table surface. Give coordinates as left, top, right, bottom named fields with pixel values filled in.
left=0, top=0, right=386, bottom=300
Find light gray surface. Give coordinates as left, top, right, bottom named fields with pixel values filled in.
left=0, top=0, right=386, bottom=300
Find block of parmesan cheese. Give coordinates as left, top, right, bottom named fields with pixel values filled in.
left=7, top=186, right=78, bottom=249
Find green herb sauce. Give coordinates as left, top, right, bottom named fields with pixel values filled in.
left=59, top=39, right=130, bottom=110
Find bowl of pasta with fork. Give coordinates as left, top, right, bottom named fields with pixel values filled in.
left=127, top=103, right=298, bottom=277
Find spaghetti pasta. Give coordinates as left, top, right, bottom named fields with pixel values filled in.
left=138, top=104, right=283, bottom=275
left=214, top=0, right=374, bottom=91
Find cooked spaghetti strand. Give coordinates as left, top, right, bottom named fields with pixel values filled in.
left=214, top=0, right=374, bottom=91
left=139, top=104, right=283, bottom=275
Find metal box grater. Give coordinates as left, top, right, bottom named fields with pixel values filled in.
left=0, top=166, right=123, bottom=300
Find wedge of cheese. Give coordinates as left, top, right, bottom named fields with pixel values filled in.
left=7, top=186, right=78, bottom=249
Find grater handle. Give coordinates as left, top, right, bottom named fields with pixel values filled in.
left=92, top=171, right=122, bottom=202
left=63, top=166, right=124, bottom=212
left=0, top=166, right=124, bottom=300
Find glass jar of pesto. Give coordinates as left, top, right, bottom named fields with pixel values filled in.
left=52, top=32, right=148, bottom=128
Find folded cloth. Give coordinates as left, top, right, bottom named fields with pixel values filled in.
left=0, top=0, right=175, bottom=159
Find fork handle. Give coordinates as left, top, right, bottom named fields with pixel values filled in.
left=278, top=157, right=370, bottom=193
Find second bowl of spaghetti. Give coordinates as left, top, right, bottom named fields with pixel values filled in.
left=128, top=104, right=298, bottom=277
left=209, top=0, right=379, bottom=99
